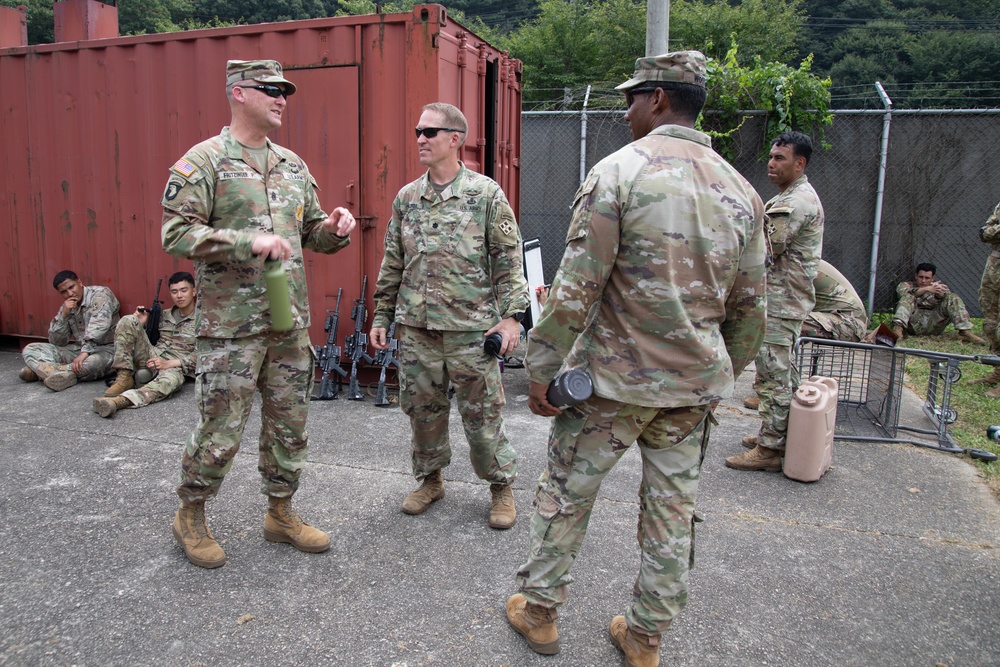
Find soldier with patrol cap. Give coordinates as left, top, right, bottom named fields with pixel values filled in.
left=370, top=102, right=529, bottom=531
left=504, top=52, right=766, bottom=666
left=726, top=131, right=824, bottom=473
left=161, top=59, right=357, bottom=568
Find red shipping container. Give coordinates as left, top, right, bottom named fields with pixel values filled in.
left=0, top=4, right=522, bottom=350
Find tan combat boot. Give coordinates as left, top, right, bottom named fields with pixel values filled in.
left=43, top=366, right=78, bottom=392
left=172, top=502, right=226, bottom=568
left=506, top=593, right=560, bottom=655
left=725, top=444, right=783, bottom=472
left=104, top=369, right=135, bottom=397
left=31, top=362, right=59, bottom=381
left=959, top=329, right=988, bottom=346
left=401, top=470, right=445, bottom=515
left=93, top=395, right=132, bottom=418
left=610, top=616, right=661, bottom=667
left=18, top=366, right=38, bottom=382
left=969, top=367, right=1000, bottom=385
left=743, top=396, right=760, bottom=410
left=891, top=324, right=904, bottom=341
left=741, top=435, right=759, bottom=449
left=263, top=497, right=331, bottom=553
left=489, top=483, right=517, bottom=530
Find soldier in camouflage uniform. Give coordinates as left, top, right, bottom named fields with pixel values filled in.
left=92, top=272, right=197, bottom=418
left=20, top=270, right=120, bottom=392
left=161, top=59, right=357, bottom=569
left=371, top=103, right=529, bottom=530
left=726, top=131, right=824, bottom=474
left=891, top=262, right=986, bottom=345
left=504, top=53, right=766, bottom=667
left=975, top=206, right=1000, bottom=395
left=802, top=261, right=869, bottom=342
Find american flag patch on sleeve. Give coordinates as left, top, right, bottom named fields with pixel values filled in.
left=171, top=158, right=197, bottom=178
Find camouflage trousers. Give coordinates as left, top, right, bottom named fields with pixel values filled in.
left=754, top=317, right=802, bottom=452
left=801, top=311, right=866, bottom=342
left=21, top=341, right=114, bottom=381
left=396, top=325, right=516, bottom=485
left=112, top=315, right=185, bottom=409
left=893, top=292, right=973, bottom=335
left=176, top=329, right=314, bottom=504
left=980, top=255, right=1000, bottom=354
left=516, top=398, right=711, bottom=635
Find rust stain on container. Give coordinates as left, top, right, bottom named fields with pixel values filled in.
left=0, top=4, right=522, bottom=349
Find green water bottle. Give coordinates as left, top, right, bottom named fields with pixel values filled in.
left=264, top=259, right=294, bottom=332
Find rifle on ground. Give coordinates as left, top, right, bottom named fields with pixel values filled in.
left=143, top=278, right=163, bottom=346
left=312, top=288, right=347, bottom=401
left=344, top=275, right=374, bottom=401
left=373, top=322, right=400, bottom=407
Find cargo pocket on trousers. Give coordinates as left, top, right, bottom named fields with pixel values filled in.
left=196, top=349, right=231, bottom=419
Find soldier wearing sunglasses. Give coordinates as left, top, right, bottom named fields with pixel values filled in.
left=161, top=59, right=357, bottom=569
left=371, top=102, right=529, bottom=531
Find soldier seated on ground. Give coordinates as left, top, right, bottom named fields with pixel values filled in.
left=20, top=270, right=120, bottom=392
left=891, top=262, right=986, bottom=345
left=93, top=272, right=197, bottom=418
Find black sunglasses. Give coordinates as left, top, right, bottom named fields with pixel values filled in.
left=625, top=87, right=660, bottom=107
left=415, top=126, right=464, bottom=139
left=239, top=84, right=290, bottom=99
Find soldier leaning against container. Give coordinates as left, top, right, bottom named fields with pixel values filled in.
left=160, top=59, right=357, bottom=569
left=974, top=205, right=1000, bottom=395
left=504, top=52, right=766, bottom=667
left=726, top=131, right=825, bottom=474
left=369, top=102, right=530, bottom=531
left=19, top=270, right=120, bottom=392
left=92, top=271, right=198, bottom=419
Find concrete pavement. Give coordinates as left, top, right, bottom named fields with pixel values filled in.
left=0, top=348, right=997, bottom=667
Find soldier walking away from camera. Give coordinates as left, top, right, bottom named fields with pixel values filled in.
left=726, top=131, right=824, bottom=474
left=370, top=102, right=529, bottom=530
left=161, top=59, right=356, bottom=568
left=505, top=52, right=766, bottom=667
left=94, top=272, right=198, bottom=418
left=20, top=270, right=120, bottom=392
left=891, top=262, right=986, bottom=345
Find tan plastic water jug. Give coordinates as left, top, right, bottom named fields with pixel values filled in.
left=784, top=375, right=838, bottom=482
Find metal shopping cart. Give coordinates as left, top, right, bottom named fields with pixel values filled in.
left=794, top=337, right=999, bottom=461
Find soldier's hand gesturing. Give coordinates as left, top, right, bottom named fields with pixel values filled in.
left=324, top=207, right=356, bottom=237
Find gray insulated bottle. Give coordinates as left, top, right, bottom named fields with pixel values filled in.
left=546, top=369, right=593, bottom=408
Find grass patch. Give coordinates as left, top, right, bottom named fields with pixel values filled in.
left=885, top=320, right=1000, bottom=498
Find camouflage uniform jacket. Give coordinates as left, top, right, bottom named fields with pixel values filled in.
left=764, top=174, right=824, bottom=320
left=161, top=126, right=350, bottom=338
left=372, top=163, right=529, bottom=331
left=525, top=124, right=767, bottom=408
left=811, top=260, right=867, bottom=329
left=49, top=285, right=120, bottom=354
left=157, top=305, right=197, bottom=377
left=896, top=281, right=949, bottom=311
left=980, top=200, right=1000, bottom=252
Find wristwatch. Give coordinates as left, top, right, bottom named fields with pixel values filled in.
left=508, top=312, right=525, bottom=322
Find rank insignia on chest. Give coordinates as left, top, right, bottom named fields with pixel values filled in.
left=171, top=159, right=197, bottom=178
left=499, top=219, right=514, bottom=236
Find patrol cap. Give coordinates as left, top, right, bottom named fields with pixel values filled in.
left=615, top=51, right=707, bottom=91
left=226, top=59, right=297, bottom=96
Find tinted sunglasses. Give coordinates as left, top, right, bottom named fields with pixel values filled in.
left=415, top=126, right=464, bottom=139
left=625, top=87, right=660, bottom=107
left=239, top=84, right=290, bottom=99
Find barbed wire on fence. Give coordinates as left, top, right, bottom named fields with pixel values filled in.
left=519, top=104, right=1000, bottom=320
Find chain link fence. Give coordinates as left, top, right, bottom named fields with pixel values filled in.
left=520, top=107, right=1000, bottom=317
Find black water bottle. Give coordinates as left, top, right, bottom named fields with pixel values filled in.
left=546, top=369, right=593, bottom=408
